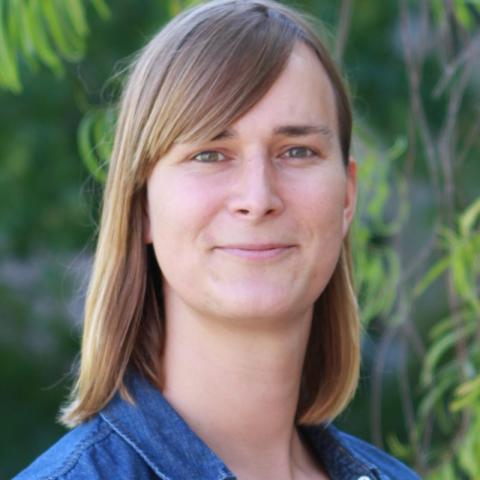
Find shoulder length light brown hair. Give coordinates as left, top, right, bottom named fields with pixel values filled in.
left=61, top=0, right=359, bottom=428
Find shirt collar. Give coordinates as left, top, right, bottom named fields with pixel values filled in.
left=300, top=424, right=382, bottom=480
left=100, top=370, right=235, bottom=480
left=100, top=370, right=381, bottom=480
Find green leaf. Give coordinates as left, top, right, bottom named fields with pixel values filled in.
left=456, top=375, right=480, bottom=397
left=65, top=0, right=89, bottom=36
left=426, top=462, right=456, bottom=480
left=0, top=0, right=22, bottom=92
left=414, top=256, right=449, bottom=298
left=26, top=0, right=64, bottom=74
left=386, top=433, right=412, bottom=460
left=1, top=0, right=110, bottom=92
left=429, top=315, right=462, bottom=340
left=386, top=136, right=407, bottom=162
left=459, top=196, right=480, bottom=237
left=41, top=0, right=84, bottom=61
left=450, top=387, right=480, bottom=412
left=93, top=113, right=114, bottom=163
left=451, top=242, right=480, bottom=313
left=454, top=0, right=475, bottom=29
left=91, top=0, right=111, bottom=20
left=169, top=0, right=182, bottom=17
left=57, top=0, right=87, bottom=55
left=419, top=374, right=457, bottom=419
left=422, top=322, right=477, bottom=385
left=457, top=423, right=480, bottom=477
left=78, top=111, right=108, bottom=182
left=367, top=182, right=388, bottom=220
left=451, top=375, right=480, bottom=412
left=6, top=0, right=19, bottom=46
left=16, top=0, right=39, bottom=69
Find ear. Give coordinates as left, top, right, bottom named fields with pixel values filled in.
left=342, top=156, right=357, bottom=237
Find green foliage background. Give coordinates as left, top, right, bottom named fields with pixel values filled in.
left=1, top=0, right=479, bottom=478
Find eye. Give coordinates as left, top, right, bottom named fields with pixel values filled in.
left=281, top=146, right=317, bottom=159
left=192, top=150, right=226, bottom=163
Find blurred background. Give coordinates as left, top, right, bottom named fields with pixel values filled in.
left=1, top=0, right=479, bottom=478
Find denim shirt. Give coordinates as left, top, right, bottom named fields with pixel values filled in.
left=15, top=372, right=420, bottom=480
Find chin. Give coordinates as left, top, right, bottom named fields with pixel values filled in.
left=207, top=288, right=308, bottom=324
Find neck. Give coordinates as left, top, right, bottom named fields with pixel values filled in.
left=160, top=299, right=323, bottom=479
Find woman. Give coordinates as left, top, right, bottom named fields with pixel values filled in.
left=16, top=0, right=420, bottom=479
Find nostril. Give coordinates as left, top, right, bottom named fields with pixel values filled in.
left=236, top=206, right=276, bottom=217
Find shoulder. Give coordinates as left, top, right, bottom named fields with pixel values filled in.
left=13, top=416, right=153, bottom=480
left=329, top=425, right=421, bottom=480
left=302, top=423, right=421, bottom=480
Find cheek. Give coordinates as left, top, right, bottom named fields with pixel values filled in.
left=293, top=174, right=347, bottom=285
left=302, top=197, right=346, bottom=294
left=294, top=174, right=347, bottom=232
left=148, top=173, right=219, bottom=232
left=146, top=176, right=223, bottom=278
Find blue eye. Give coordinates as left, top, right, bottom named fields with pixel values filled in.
left=193, top=151, right=226, bottom=163
left=283, top=147, right=316, bottom=158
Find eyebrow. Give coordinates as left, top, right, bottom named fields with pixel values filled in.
left=210, top=124, right=333, bottom=142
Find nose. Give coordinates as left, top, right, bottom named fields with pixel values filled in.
left=227, top=154, right=284, bottom=221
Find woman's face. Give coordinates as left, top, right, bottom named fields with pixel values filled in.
left=145, top=42, right=356, bottom=327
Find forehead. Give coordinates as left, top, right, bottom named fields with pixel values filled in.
left=228, top=42, right=338, bottom=137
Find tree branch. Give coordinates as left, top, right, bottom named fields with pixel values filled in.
left=434, top=32, right=480, bottom=97
left=371, top=325, right=398, bottom=448
left=400, top=0, right=442, bottom=204
left=335, top=0, right=354, bottom=64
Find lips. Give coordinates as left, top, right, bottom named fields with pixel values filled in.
left=214, top=243, right=296, bottom=259
left=219, top=243, right=293, bottom=250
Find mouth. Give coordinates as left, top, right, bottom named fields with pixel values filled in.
left=213, top=244, right=296, bottom=260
